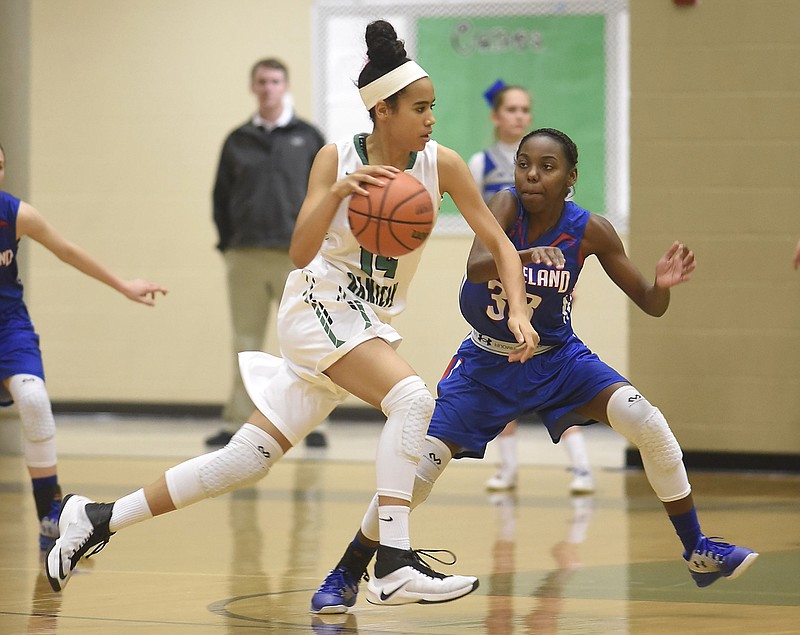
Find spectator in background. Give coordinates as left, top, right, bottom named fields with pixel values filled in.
left=207, top=58, right=327, bottom=448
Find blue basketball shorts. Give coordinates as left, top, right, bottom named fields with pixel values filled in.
left=0, top=306, right=45, bottom=406
left=428, top=335, right=627, bottom=459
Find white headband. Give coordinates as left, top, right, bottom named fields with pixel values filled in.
left=358, top=61, right=429, bottom=110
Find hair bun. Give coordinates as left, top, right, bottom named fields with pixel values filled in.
left=365, top=20, right=407, bottom=68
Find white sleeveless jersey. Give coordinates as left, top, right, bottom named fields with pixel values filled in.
left=242, top=137, right=440, bottom=433
left=305, top=134, right=441, bottom=321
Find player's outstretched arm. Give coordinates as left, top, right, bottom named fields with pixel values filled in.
left=583, top=215, right=694, bottom=317
left=16, top=201, right=167, bottom=306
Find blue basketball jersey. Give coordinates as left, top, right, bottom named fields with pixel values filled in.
left=460, top=194, right=589, bottom=347
left=430, top=195, right=626, bottom=455
left=1, top=191, right=44, bottom=405
left=0, top=192, right=24, bottom=309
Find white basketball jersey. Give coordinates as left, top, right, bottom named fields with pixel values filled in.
left=306, top=134, right=441, bottom=321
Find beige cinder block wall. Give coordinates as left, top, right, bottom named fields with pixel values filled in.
left=0, top=1, right=30, bottom=199
left=629, top=0, right=800, bottom=455
left=3, top=0, right=628, bottom=414
left=16, top=0, right=322, bottom=406
left=0, top=0, right=31, bottom=452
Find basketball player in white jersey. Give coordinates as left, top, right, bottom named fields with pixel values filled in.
left=45, top=20, right=564, bottom=608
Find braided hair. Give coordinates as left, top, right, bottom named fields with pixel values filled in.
left=358, top=20, right=411, bottom=120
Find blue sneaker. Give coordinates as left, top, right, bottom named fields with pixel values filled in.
left=39, top=495, right=63, bottom=552
left=39, top=510, right=60, bottom=553
left=685, top=536, right=758, bottom=588
left=310, top=566, right=365, bottom=614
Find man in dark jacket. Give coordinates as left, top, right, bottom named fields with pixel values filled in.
left=208, top=58, right=326, bottom=447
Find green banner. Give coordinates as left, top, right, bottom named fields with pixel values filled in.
left=417, top=15, right=607, bottom=215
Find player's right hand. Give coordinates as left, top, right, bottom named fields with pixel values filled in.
left=331, top=165, right=399, bottom=199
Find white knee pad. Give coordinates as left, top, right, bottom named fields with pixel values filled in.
left=380, top=375, right=435, bottom=462
left=411, top=436, right=453, bottom=509
left=606, top=385, right=690, bottom=502
left=8, top=374, right=57, bottom=468
left=375, top=376, right=435, bottom=500
left=165, top=423, right=283, bottom=509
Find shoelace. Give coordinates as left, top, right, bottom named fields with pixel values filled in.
left=413, top=548, right=458, bottom=566
left=84, top=539, right=110, bottom=559
left=698, top=537, right=734, bottom=559
left=68, top=533, right=110, bottom=570
left=319, top=567, right=369, bottom=592
left=409, top=548, right=460, bottom=578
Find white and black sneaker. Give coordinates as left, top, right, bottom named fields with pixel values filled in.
left=366, top=545, right=479, bottom=606
left=45, top=494, right=114, bottom=592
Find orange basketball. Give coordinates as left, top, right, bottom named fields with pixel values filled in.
left=347, top=171, right=435, bottom=257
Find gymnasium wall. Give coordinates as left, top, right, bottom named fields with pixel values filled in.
left=628, top=0, right=800, bottom=458
left=0, top=1, right=30, bottom=201
left=0, top=0, right=626, bottom=415
left=3, top=0, right=321, bottom=407
left=1, top=1, right=798, bottom=461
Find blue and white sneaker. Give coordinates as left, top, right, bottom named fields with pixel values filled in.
left=685, top=535, right=758, bottom=587
left=310, top=566, right=366, bottom=614
left=39, top=510, right=60, bottom=553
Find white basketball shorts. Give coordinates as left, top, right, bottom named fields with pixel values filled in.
left=239, top=268, right=402, bottom=446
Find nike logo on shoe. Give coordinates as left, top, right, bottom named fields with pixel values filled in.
left=379, top=581, right=408, bottom=601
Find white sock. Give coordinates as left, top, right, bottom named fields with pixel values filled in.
left=497, top=434, right=517, bottom=477
left=109, top=489, right=153, bottom=532
left=563, top=429, right=591, bottom=474
left=378, top=504, right=410, bottom=550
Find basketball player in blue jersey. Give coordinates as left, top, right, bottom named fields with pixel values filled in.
left=468, top=82, right=594, bottom=495
left=45, top=21, right=553, bottom=606
left=0, top=142, right=166, bottom=553
left=311, top=127, right=757, bottom=614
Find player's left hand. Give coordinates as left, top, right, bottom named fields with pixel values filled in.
left=525, top=246, right=566, bottom=269
left=655, top=241, right=695, bottom=289
left=122, top=279, right=168, bottom=306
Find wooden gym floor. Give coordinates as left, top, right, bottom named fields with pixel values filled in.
left=0, top=415, right=798, bottom=634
